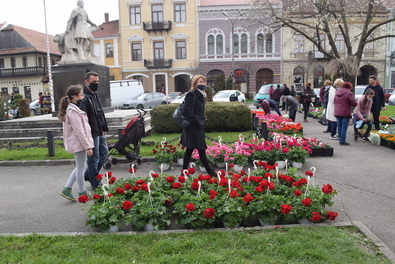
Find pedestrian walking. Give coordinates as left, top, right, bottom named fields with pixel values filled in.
left=327, top=79, right=343, bottom=140
left=334, top=82, right=358, bottom=145
left=58, top=85, right=94, bottom=202
left=273, top=84, right=283, bottom=104
left=300, top=82, right=315, bottom=122
left=79, top=71, right=109, bottom=190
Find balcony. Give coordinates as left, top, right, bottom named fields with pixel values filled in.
left=309, top=51, right=328, bottom=60
left=0, top=67, right=46, bottom=78
left=143, top=21, right=172, bottom=32
left=144, top=59, right=172, bottom=69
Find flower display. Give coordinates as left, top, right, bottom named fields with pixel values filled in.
left=83, top=164, right=338, bottom=231
left=152, top=142, right=174, bottom=165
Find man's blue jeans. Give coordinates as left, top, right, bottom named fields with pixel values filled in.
left=85, top=135, right=108, bottom=189
left=336, top=117, right=350, bottom=144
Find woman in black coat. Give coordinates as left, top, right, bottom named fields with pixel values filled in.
left=181, top=75, right=216, bottom=177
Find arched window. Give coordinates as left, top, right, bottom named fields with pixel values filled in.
left=257, top=33, right=264, bottom=53
left=266, top=33, right=272, bottom=53
left=233, top=34, right=239, bottom=54
left=241, top=34, right=248, bottom=54
left=216, top=35, right=223, bottom=54
left=293, top=66, right=304, bottom=84
left=208, top=35, right=215, bottom=55
left=256, top=28, right=273, bottom=54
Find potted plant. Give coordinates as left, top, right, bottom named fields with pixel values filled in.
left=207, top=142, right=231, bottom=168
left=173, top=143, right=185, bottom=166
left=287, top=146, right=310, bottom=167
left=152, top=143, right=174, bottom=170
left=215, top=191, right=251, bottom=228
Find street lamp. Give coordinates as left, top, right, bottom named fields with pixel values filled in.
left=222, top=11, right=235, bottom=90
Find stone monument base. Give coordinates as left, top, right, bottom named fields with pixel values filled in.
left=52, top=63, right=113, bottom=115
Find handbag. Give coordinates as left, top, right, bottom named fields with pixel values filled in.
left=172, top=92, right=196, bottom=128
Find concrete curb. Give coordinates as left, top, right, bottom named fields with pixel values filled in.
left=0, top=157, right=156, bottom=166
left=0, top=221, right=393, bottom=262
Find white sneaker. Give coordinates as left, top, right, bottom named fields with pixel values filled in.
left=330, top=135, right=338, bottom=140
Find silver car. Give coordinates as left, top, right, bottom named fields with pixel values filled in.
left=122, top=93, right=169, bottom=109
left=30, top=99, right=41, bottom=115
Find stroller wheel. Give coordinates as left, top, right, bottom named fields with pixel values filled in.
left=111, top=157, right=118, bottom=165
left=103, top=161, right=112, bottom=169
left=137, top=158, right=142, bottom=165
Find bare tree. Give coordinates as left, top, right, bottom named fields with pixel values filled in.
left=249, top=0, right=395, bottom=83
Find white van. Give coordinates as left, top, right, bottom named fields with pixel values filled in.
left=110, top=80, right=144, bottom=109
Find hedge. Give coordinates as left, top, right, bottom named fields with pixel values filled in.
left=150, top=102, right=251, bottom=134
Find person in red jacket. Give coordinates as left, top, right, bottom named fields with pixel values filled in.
left=334, top=82, right=358, bottom=145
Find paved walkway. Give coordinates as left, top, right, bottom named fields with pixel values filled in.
left=0, top=109, right=394, bottom=262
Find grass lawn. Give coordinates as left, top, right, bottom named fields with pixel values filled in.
left=0, top=226, right=391, bottom=263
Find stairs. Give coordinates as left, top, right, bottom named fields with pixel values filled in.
left=0, top=109, right=151, bottom=142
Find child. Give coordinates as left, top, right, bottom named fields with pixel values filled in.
left=58, top=85, right=94, bottom=201
left=353, top=89, right=374, bottom=142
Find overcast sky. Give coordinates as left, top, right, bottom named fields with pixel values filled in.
left=0, top=0, right=119, bottom=36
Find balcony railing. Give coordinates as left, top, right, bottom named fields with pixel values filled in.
left=309, top=51, right=327, bottom=60
left=143, top=21, right=172, bottom=32
left=144, top=59, right=172, bottom=69
left=0, top=67, right=46, bottom=77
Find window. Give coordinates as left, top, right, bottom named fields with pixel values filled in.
left=106, top=43, right=114, bottom=58
left=154, top=42, right=164, bottom=59
left=11, top=57, right=16, bottom=68
left=130, top=6, right=141, bottom=25
left=176, top=41, right=186, bottom=59
left=208, top=35, right=215, bottom=54
left=313, top=34, right=325, bottom=58
left=0, top=58, right=4, bottom=68
left=365, top=37, right=374, bottom=53
left=152, top=4, right=163, bottom=22
left=294, top=34, right=304, bottom=53
left=23, top=56, right=28, bottom=67
left=335, top=34, right=345, bottom=53
left=131, top=43, right=142, bottom=61
left=206, top=29, right=224, bottom=55
left=38, top=57, right=42, bottom=67
left=174, top=3, right=186, bottom=22
left=241, top=34, right=248, bottom=54
left=266, top=33, right=272, bottom=53
left=216, top=35, right=223, bottom=54
left=233, top=34, right=239, bottom=54
left=257, top=34, right=264, bottom=53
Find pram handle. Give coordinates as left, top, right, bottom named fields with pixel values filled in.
left=137, top=109, right=147, bottom=117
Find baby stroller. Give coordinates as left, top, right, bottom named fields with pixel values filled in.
left=103, top=109, right=146, bottom=169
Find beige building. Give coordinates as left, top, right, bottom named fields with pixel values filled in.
left=92, top=13, right=122, bottom=81
left=118, top=0, right=199, bottom=94
left=280, top=3, right=388, bottom=88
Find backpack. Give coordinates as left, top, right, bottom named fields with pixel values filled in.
left=172, top=92, right=196, bottom=127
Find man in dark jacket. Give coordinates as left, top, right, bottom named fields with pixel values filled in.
left=363, top=75, right=386, bottom=130
left=79, top=71, right=109, bottom=189
left=273, top=84, right=283, bottom=104
left=281, top=95, right=298, bottom=122
left=281, top=84, right=290, bottom=110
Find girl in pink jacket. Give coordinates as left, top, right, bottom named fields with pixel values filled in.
left=58, top=85, right=94, bottom=202
left=353, top=89, right=374, bottom=142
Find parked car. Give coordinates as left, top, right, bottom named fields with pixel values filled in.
left=253, top=84, right=283, bottom=108
left=110, top=80, right=144, bottom=108
left=383, top=88, right=394, bottom=103
left=169, top=92, right=182, bottom=101
left=122, top=93, right=169, bottom=109
left=354, top=85, right=366, bottom=101
left=213, top=90, right=246, bottom=103
left=170, top=93, right=186, bottom=104
left=30, top=99, right=41, bottom=115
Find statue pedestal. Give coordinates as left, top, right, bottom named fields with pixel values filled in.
left=52, top=63, right=113, bottom=114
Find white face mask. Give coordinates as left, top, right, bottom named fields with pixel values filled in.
left=325, top=86, right=330, bottom=89
left=367, top=98, right=373, bottom=101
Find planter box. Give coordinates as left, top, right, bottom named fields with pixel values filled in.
left=380, top=139, right=395, bottom=149
left=310, top=147, right=333, bottom=157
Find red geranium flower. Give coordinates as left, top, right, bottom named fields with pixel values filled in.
left=92, top=194, right=101, bottom=200
left=78, top=195, right=89, bottom=203
left=310, top=211, right=322, bottom=222
left=122, top=200, right=133, bottom=210
left=152, top=149, right=157, bottom=154
left=208, top=178, right=218, bottom=184
left=325, top=211, right=338, bottom=221
left=166, top=176, right=175, bottom=183
left=178, top=176, right=186, bottom=183
left=96, top=174, right=103, bottom=180
left=229, top=190, right=240, bottom=198
left=243, top=193, right=254, bottom=203
left=135, top=179, right=146, bottom=186
left=186, top=203, right=196, bottom=212
left=228, top=164, right=235, bottom=168
left=281, top=204, right=292, bottom=214
left=305, top=170, right=314, bottom=176
left=115, top=188, right=125, bottom=194
left=164, top=196, right=173, bottom=205
left=191, top=181, right=200, bottom=190
left=172, top=182, right=182, bottom=189
left=302, top=197, right=312, bottom=206
left=141, top=183, right=149, bottom=192
left=108, top=171, right=112, bottom=177
left=124, top=183, right=132, bottom=190
left=293, top=189, right=302, bottom=196
left=203, top=208, right=215, bottom=219
left=209, top=190, right=218, bottom=199
left=107, top=193, right=114, bottom=198
left=152, top=173, right=159, bottom=178
left=255, top=185, right=265, bottom=192
left=131, top=186, right=139, bottom=192
left=322, top=184, right=333, bottom=194
left=188, top=167, right=196, bottom=174
left=108, top=177, right=116, bottom=184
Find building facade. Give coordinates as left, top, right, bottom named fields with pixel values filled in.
left=0, top=23, right=61, bottom=101
left=92, top=13, right=122, bottom=81
left=198, top=0, right=282, bottom=97
left=118, top=0, right=199, bottom=95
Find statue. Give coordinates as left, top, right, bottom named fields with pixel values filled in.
left=54, top=0, right=99, bottom=63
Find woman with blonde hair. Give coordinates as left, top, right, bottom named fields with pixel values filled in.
left=181, top=75, right=216, bottom=177
left=326, top=79, right=344, bottom=139
left=58, top=85, right=94, bottom=201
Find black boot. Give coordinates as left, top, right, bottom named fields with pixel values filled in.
left=208, top=170, right=217, bottom=178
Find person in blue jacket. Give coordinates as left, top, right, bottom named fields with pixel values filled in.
left=260, top=98, right=282, bottom=116
left=363, top=75, right=386, bottom=130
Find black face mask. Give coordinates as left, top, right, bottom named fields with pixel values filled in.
left=89, top=82, right=99, bottom=92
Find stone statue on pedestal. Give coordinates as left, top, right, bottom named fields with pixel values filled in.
left=53, top=0, right=101, bottom=64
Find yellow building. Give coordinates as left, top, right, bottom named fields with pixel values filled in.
left=92, top=13, right=122, bottom=81
left=119, top=0, right=199, bottom=94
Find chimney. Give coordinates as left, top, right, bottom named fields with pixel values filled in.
left=105, top=13, right=109, bottom=23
